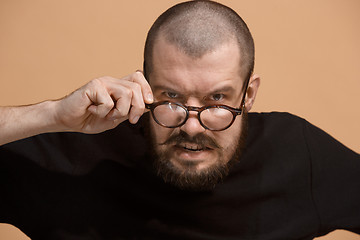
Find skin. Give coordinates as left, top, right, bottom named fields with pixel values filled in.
left=0, top=72, right=153, bottom=146
left=0, top=37, right=260, bottom=167
left=148, top=35, right=260, bottom=173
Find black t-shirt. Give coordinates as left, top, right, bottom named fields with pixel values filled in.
left=0, top=112, right=359, bottom=240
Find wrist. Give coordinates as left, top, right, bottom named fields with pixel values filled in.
left=0, top=100, right=68, bottom=146
left=45, top=99, right=70, bottom=132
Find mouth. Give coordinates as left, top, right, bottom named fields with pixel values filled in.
left=177, top=143, right=212, bottom=152
left=167, top=142, right=218, bottom=168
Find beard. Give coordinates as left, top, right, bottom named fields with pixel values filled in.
left=144, top=112, right=248, bottom=192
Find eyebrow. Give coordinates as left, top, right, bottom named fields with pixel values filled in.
left=152, top=84, right=182, bottom=93
left=209, top=86, right=236, bottom=94
left=152, top=84, right=237, bottom=96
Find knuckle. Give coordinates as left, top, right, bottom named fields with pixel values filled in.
left=104, top=100, right=114, bottom=110
left=92, top=76, right=113, bottom=85
left=123, top=88, right=132, bottom=98
left=99, top=76, right=111, bottom=80
left=132, top=103, right=145, bottom=115
left=88, top=78, right=104, bottom=89
left=92, top=77, right=104, bottom=84
left=116, top=106, right=129, bottom=117
left=133, top=83, right=141, bottom=92
left=118, top=110, right=128, bottom=118
left=115, top=100, right=130, bottom=116
left=88, top=79, right=98, bottom=87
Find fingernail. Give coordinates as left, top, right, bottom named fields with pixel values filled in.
left=147, top=93, right=153, bottom=102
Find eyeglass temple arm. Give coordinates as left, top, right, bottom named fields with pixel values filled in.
left=240, top=76, right=251, bottom=109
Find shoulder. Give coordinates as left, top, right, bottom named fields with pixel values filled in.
left=246, top=111, right=358, bottom=157
left=247, top=111, right=307, bottom=137
left=244, top=111, right=308, bottom=153
left=243, top=111, right=311, bottom=163
left=248, top=111, right=305, bottom=125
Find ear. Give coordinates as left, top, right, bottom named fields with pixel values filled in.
left=244, top=74, right=261, bottom=112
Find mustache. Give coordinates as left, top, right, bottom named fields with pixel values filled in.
left=159, top=131, right=221, bottom=149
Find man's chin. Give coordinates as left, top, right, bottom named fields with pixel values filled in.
left=144, top=111, right=249, bottom=192
left=153, top=153, right=230, bottom=192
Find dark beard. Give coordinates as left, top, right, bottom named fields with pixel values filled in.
left=144, top=112, right=248, bottom=192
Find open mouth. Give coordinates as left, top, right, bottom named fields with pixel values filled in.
left=177, top=143, right=210, bottom=152
left=171, top=142, right=216, bottom=163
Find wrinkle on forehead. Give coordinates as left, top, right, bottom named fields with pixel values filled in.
left=152, top=78, right=237, bottom=98
left=150, top=36, right=243, bottom=97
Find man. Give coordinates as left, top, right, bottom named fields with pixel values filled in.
left=0, top=1, right=359, bottom=239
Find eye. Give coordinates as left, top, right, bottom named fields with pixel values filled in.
left=165, top=91, right=179, bottom=99
left=211, top=93, right=224, bottom=101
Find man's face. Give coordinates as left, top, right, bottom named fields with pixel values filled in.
left=147, top=36, right=247, bottom=191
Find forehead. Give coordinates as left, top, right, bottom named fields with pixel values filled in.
left=149, top=36, right=244, bottom=94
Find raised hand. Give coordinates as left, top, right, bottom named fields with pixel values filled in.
left=55, top=72, right=153, bottom=133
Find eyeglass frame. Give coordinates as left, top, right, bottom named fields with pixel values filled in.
left=145, top=77, right=250, bottom=131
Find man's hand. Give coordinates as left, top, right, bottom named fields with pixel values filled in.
left=55, top=72, right=153, bottom=133
left=0, top=72, right=153, bottom=146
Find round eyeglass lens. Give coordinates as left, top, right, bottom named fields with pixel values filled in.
left=200, top=107, right=234, bottom=130
left=153, top=102, right=187, bottom=127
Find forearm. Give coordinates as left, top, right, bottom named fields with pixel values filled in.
left=0, top=100, right=63, bottom=146
left=0, top=73, right=153, bottom=146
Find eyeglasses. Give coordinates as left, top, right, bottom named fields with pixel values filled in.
left=146, top=101, right=244, bottom=131
left=146, top=78, right=250, bottom=131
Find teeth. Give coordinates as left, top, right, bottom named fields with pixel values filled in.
left=183, top=144, right=203, bottom=151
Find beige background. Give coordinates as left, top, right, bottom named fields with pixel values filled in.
left=0, top=0, right=359, bottom=239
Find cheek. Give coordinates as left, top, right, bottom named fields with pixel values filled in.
left=149, top=117, right=173, bottom=144
left=216, top=116, right=242, bottom=149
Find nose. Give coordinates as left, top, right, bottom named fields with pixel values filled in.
left=179, top=101, right=206, bottom=137
left=180, top=112, right=206, bottom=137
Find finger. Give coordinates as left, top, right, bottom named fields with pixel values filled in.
left=86, top=80, right=114, bottom=118
left=105, top=108, right=127, bottom=122
left=130, top=71, right=153, bottom=104
left=104, top=73, right=152, bottom=105
left=106, top=85, right=133, bottom=121
left=128, top=82, right=146, bottom=124
left=98, top=74, right=150, bottom=123
left=110, top=80, right=145, bottom=124
left=106, top=96, right=150, bottom=121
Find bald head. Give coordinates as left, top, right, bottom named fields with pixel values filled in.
left=144, top=0, right=254, bottom=81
